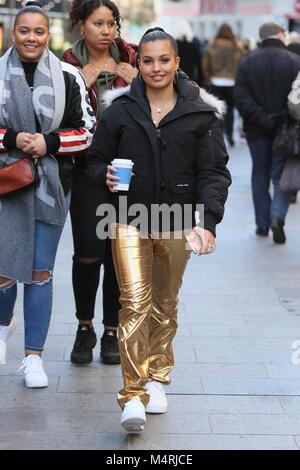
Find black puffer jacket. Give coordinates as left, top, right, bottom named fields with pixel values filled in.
left=86, top=75, right=231, bottom=235
left=234, top=39, right=300, bottom=140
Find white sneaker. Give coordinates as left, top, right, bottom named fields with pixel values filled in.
left=0, top=316, right=17, bottom=365
left=145, top=381, right=168, bottom=414
left=121, top=398, right=146, bottom=432
left=18, top=355, right=48, bottom=388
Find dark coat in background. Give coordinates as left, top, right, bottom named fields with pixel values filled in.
left=176, top=38, right=203, bottom=85
left=234, top=38, right=300, bottom=140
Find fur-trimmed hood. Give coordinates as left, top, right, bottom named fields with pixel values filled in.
left=102, top=83, right=226, bottom=118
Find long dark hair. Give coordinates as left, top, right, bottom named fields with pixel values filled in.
left=138, top=27, right=178, bottom=56
left=14, top=1, right=49, bottom=30
left=69, top=0, right=122, bottom=37
left=212, top=23, right=238, bottom=47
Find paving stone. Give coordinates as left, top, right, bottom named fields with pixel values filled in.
left=202, top=377, right=300, bottom=395
left=195, top=346, right=291, bottom=363
left=57, top=376, right=122, bottom=394
left=0, top=432, right=129, bottom=450
left=172, top=362, right=268, bottom=379
left=295, top=436, right=300, bottom=449
left=166, top=395, right=282, bottom=414
left=266, top=363, right=300, bottom=379
left=279, top=397, right=300, bottom=415
left=142, top=412, right=211, bottom=435
left=129, top=433, right=297, bottom=450
left=210, top=413, right=300, bottom=435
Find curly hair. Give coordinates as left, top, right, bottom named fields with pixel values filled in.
left=69, top=0, right=121, bottom=36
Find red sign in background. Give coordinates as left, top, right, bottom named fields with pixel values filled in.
left=295, top=0, right=300, bottom=14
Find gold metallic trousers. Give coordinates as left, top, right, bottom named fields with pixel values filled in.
left=112, top=224, right=191, bottom=408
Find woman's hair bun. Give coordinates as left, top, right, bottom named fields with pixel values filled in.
left=142, top=27, right=166, bottom=38
left=24, top=1, right=43, bottom=7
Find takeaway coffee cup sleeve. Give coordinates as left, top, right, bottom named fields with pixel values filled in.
left=111, top=158, right=134, bottom=191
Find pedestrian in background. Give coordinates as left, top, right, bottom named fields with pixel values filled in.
left=0, top=2, right=95, bottom=386
left=87, top=27, right=231, bottom=432
left=63, top=0, right=138, bottom=366
left=202, top=23, right=243, bottom=147
left=234, top=22, right=300, bottom=244
left=287, top=32, right=300, bottom=204
left=176, top=35, right=203, bottom=85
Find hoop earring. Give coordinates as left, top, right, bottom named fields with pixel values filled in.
left=173, top=70, right=179, bottom=87
left=80, top=31, right=85, bottom=39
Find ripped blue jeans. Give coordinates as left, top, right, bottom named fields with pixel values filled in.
left=0, top=219, right=66, bottom=351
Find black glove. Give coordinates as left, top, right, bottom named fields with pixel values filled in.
left=261, top=115, right=278, bottom=136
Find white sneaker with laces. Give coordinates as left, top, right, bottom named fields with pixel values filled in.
left=145, top=381, right=168, bottom=414
left=18, top=354, right=48, bottom=388
left=0, top=316, right=17, bottom=365
left=121, top=398, right=146, bottom=432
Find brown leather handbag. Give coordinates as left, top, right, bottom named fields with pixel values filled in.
left=0, top=158, right=38, bottom=196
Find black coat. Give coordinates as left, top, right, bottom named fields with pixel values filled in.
left=234, top=39, right=300, bottom=139
left=176, top=39, right=203, bottom=85
left=86, top=76, right=231, bottom=236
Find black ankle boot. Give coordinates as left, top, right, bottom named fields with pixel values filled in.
left=70, top=324, right=97, bottom=365
left=256, top=226, right=269, bottom=237
left=100, top=330, right=120, bottom=365
left=271, top=219, right=286, bottom=244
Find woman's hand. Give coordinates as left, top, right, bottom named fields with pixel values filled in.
left=82, top=60, right=118, bottom=87
left=106, top=165, right=120, bottom=192
left=116, top=62, right=138, bottom=84
left=16, top=132, right=35, bottom=151
left=81, top=64, right=101, bottom=88
left=189, top=226, right=216, bottom=256
left=81, top=64, right=102, bottom=88
left=22, top=133, right=47, bottom=158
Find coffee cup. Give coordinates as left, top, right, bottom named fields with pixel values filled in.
left=111, top=158, right=134, bottom=191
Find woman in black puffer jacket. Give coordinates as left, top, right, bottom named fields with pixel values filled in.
left=87, top=28, right=231, bottom=432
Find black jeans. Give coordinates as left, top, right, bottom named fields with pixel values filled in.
left=70, top=165, right=120, bottom=327
left=211, top=85, right=234, bottom=138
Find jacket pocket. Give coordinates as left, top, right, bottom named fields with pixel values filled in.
left=129, top=174, right=144, bottom=192
left=169, top=178, right=195, bottom=194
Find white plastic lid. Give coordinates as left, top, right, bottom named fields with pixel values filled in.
left=112, top=158, right=133, bottom=166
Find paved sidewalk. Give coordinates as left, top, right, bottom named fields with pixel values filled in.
left=1, top=138, right=300, bottom=450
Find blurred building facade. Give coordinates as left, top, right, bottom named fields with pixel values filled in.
left=161, top=0, right=300, bottom=40
left=2, top=0, right=300, bottom=54
left=0, top=0, right=159, bottom=53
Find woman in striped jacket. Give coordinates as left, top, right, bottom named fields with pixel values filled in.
left=0, top=2, right=95, bottom=387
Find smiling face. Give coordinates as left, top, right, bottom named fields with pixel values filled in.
left=138, top=39, right=180, bottom=91
left=13, top=12, right=50, bottom=62
left=80, top=6, right=117, bottom=53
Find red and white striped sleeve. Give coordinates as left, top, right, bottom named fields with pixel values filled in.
left=0, top=128, right=7, bottom=152
left=56, top=128, right=89, bottom=155
left=57, top=63, right=96, bottom=156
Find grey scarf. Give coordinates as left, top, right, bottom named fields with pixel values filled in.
left=0, top=47, right=67, bottom=283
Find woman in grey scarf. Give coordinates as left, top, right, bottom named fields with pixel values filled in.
left=0, top=2, right=95, bottom=387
